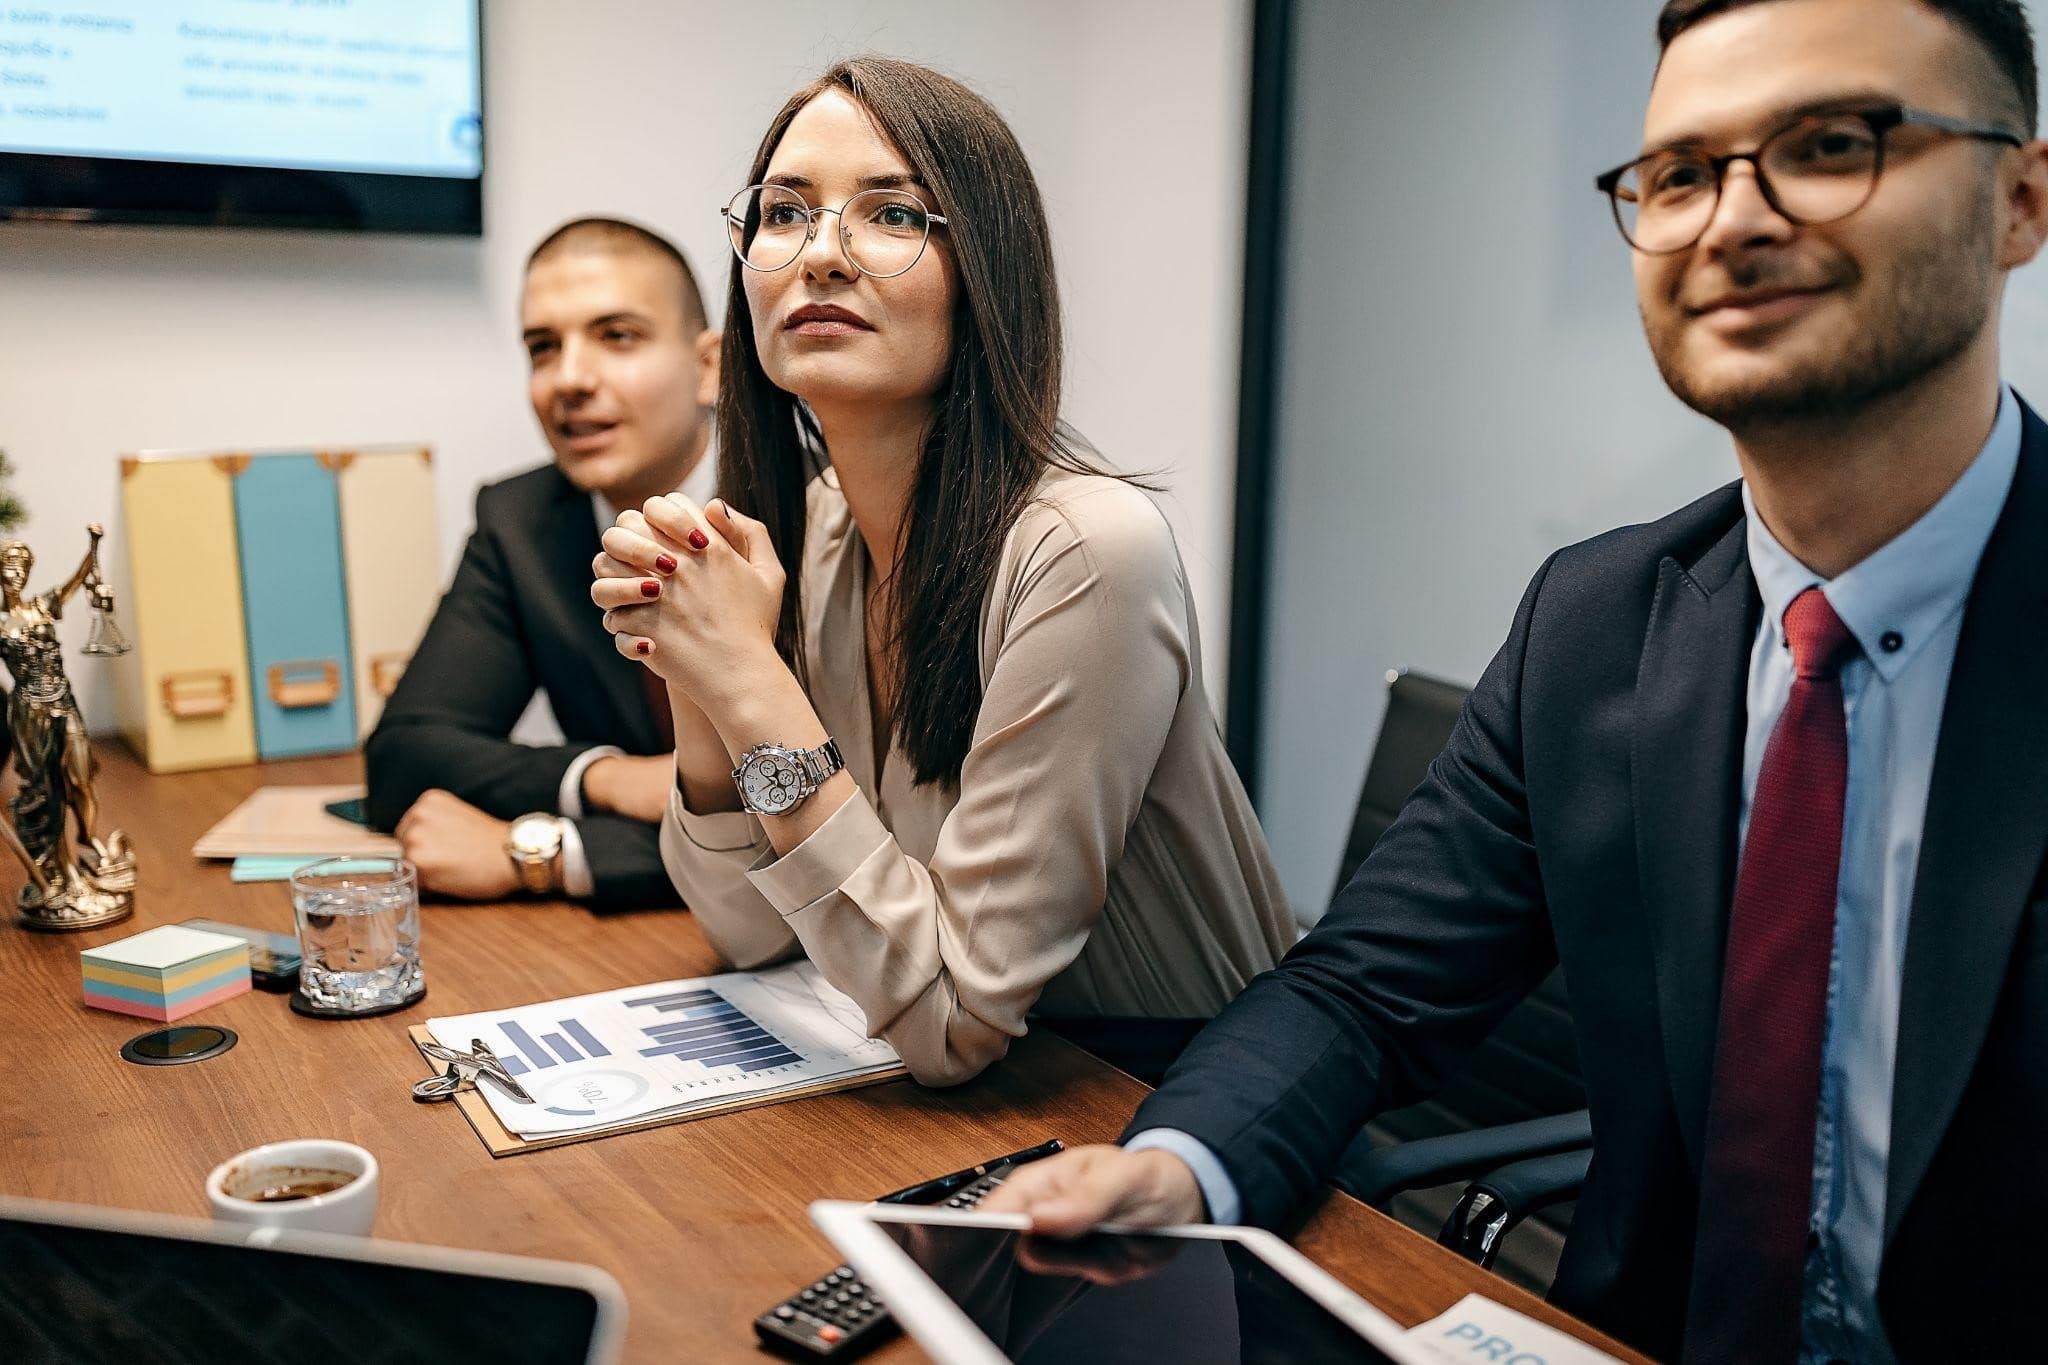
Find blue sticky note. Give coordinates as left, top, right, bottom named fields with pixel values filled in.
left=230, top=856, right=325, bottom=882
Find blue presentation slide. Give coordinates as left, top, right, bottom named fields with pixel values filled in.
left=0, top=1, right=480, bottom=178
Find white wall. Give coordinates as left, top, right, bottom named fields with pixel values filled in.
left=0, top=0, right=1251, bottom=730
left=1257, top=0, right=2048, bottom=918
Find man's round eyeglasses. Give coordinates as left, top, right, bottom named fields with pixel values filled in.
left=1595, top=104, right=2024, bottom=255
left=720, top=183, right=948, bottom=279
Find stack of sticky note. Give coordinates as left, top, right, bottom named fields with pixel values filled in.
left=81, top=925, right=251, bottom=1021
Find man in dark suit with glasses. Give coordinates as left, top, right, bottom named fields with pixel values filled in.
left=990, top=2, right=2048, bottom=1360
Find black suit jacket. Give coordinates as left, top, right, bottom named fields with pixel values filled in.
left=1135, top=403, right=2048, bottom=1361
left=364, top=463, right=681, bottom=910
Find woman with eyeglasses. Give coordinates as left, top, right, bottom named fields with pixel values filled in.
left=589, top=56, right=1293, bottom=1086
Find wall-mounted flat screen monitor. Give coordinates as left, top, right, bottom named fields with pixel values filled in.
left=0, top=1, right=482, bottom=234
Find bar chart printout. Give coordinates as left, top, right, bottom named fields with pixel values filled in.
left=423, top=961, right=903, bottom=1138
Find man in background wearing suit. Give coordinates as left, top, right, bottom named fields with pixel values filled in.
left=990, top=0, right=2048, bottom=1359
left=365, top=218, right=717, bottom=909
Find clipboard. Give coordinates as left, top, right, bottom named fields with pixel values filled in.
left=406, top=1025, right=906, bottom=1157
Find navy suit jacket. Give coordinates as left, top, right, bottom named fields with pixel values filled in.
left=1133, top=403, right=2048, bottom=1361
left=364, top=463, right=681, bottom=909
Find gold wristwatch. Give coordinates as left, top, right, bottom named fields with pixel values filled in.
left=505, top=813, right=566, bottom=894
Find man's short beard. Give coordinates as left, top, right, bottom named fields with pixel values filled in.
left=1649, top=194, right=1999, bottom=430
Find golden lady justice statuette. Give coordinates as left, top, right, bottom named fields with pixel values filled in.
left=0, top=525, right=137, bottom=931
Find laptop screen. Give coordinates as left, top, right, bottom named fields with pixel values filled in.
left=0, top=1210, right=607, bottom=1363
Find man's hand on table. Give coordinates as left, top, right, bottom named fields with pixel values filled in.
left=979, top=1144, right=1206, bottom=1237
left=393, top=789, right=519, bottom=899
left=581, top=753, right=675, bottom=824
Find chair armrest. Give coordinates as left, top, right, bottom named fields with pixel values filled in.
left=1333, top=1109, right=1592, bottom=1208
left=1436, top=1147, right=1593, bottom=1268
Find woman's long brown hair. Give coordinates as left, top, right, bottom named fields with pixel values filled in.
left=717, top=55, right=1135, bottom=787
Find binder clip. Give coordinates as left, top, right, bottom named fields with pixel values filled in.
left=412, top=1037, right=536, bottom=1104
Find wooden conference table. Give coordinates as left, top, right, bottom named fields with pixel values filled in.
left=0, top=744, right=1644, bottom=1363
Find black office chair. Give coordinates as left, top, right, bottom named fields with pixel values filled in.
left=1324, top=670, right=1593, bottom=1285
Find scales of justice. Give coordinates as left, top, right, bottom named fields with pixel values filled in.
left=1, top=523, right=136, bottom=931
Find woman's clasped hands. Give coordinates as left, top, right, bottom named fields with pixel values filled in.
left=591, top=494, right=787, bottom=707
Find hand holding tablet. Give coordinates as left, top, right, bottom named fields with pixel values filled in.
left=810, top=1202, right=1424, bottom=1364
left=974, top=1142, right=1206, bottom=1238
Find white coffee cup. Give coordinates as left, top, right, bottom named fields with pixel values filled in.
left=206, top=1139, right=379, bottom=1237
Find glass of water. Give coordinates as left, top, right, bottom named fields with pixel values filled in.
left=289, top=857, right=424, bottom=1014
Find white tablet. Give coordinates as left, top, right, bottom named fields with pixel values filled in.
left=810, top=1201, right=1430, bottom=1365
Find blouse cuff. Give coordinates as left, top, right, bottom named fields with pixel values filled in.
left=667, top=784, right=768, bottom=855
left=746, top=791, right=893, bottom=916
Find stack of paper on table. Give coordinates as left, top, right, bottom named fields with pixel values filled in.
left=192, top=785, right=399, bottom=860
left=422, top=960, right=904, bottom=1150
left=82, top=925, right=251, bottom=1021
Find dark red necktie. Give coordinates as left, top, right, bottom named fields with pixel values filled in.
left=1685, top=587, right=1858, bottom=1363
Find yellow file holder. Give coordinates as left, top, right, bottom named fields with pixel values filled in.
left=118, top=457, right=258, bottom=773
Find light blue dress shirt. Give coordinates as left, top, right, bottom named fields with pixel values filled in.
left=1746, top=387, right=2018, bottom=1365
left=1132, top=387, right=2022, bottom=1364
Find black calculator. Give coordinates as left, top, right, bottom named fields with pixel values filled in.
left=752, top=1168, right=1010, bottom=1360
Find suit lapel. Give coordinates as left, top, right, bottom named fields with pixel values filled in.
left=532, top=477, right=662, bottom=753
left=1884, top=407, right=2048, bottom=1249
left=1633, top=513, right=1758, bottom=1174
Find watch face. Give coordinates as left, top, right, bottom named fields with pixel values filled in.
left=509, top=816, right=560, bottom=857
left=741, top=752, right=803, bottom=815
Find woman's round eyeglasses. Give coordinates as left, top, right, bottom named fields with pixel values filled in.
left=720, top=183, right=948, bottom=279
left=1595, top=104, right=2023, bottom=255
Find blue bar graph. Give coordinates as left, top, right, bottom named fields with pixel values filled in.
left=560, top=1018, right=610, bottom=1058
left=645, top=1009, right=755, bottom=1043
left=495, top=1014, right=615, bottom=1073
left=642, top=1033, right=779, bottom=1063
left=624, top=988, right=723, bottom=1012
left=630, top=990, right=802, bottom=1072
left=498, top=1020, right=556, bottom=1071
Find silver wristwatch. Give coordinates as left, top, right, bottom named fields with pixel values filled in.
left=732, top=738, right=846, bottom=817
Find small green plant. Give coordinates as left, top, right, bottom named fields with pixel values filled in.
left=0, top=452, right=22, bottom=535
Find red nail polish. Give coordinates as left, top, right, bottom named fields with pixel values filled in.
left=635, top=639, right=653, bottom=656
left=654, top=552, right=678, bottom=574
left=640, top=579, right=661, bottom=598
left=687, top=529, right=710, bottom=551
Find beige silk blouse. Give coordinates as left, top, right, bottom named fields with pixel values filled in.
left=659, top=466, right=1296, bottom=1085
